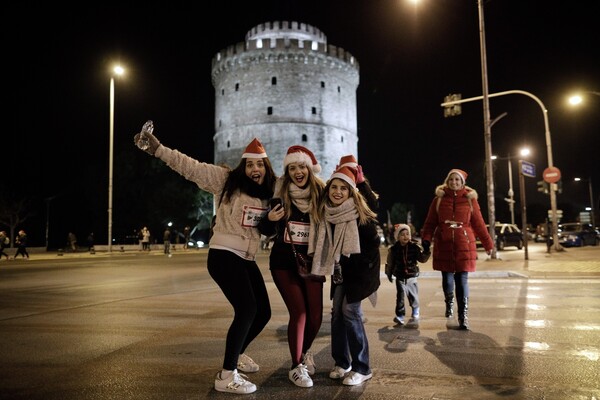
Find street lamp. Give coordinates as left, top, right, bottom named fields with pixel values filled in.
left=492, top=147, right=530, bottom=225
left=108, top=65, right=124, bottom=253
left=568, top=91, right=600, bottom=106
left=574, top=177, right=595, bottom=227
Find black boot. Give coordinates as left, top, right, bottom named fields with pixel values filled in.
left=444, top=292, right=454, bottom=318
left=457, top=297, right=469, bottom=330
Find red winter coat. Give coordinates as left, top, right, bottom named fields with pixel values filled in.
left=421, top=185, right=493, bottom=273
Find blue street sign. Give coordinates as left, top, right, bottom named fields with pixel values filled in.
left=521, top=160, right=536, bottom=178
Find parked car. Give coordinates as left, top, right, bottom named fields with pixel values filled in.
left=477, top=223, right=524, bottom=250
left=556, top=223, right=600, bottom=247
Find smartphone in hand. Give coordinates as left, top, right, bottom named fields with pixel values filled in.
left=269, top=198, right=282, bottom=210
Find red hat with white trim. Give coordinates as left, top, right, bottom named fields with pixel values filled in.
left=338, top=154, right=358, bottom=169
left=242, top=138, right=267, bottom=159
left=283, top=145, right=321, bottom=174
left=330, top=166, right=357, bottom=189
left=446, top=168, right=468, bottom=185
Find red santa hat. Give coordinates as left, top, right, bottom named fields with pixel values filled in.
left=445, top=168, right=468, bottom=185
left=283, top=145, right=321, bottom=174
left=329, top=166, right=357, bottom=189
left=393, top=223, right=411, bottom=240
left=241, top=138, right=267, bottom=159
left=338, top=154, right=358, bottom=169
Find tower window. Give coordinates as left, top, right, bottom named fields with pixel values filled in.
left=312, top=107, right=317, bottom=115
left=221, top=89, right=225, bottom=96
left=235, top=83, right=239, bottom=91
left=219, top=120, right=222, bottom=127
left=227, top=141, right=230, bottom=148
left=321, top=81, right=325, bottom=88
left=272, top=77, right=277, bottom=85
left=268, top=107, right=273, bottom=115
left=302, top=134, right=308, bottom=142
left=337, top=86, right=341, bottom=93
left=341, top=136, right=344, bottom=142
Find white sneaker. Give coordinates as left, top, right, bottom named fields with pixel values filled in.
left=393, top=315, right=405, bottom=325
left=237, top=353, right=259, bottom=373
left=214, top=369, right=257, bottom=394
left=329, top=365, right=351, bottom=379
left=342, top=371, right=373, bottom=386
left=288, top=364, right=313, bottom=387
left=302, top=351, right=316, bottom=375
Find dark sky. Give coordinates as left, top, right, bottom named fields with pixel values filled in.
left=7, top=0, right=600, bottom=246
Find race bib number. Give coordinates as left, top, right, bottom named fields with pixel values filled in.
left=285, top=221, right=310, bottom=245
left=241, top=206, right=268, bottom=228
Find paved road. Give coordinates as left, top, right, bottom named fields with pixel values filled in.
left=0, top=243, right=599, bottom=399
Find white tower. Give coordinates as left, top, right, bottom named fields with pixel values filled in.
left=211, top=21, right=360, bottom=179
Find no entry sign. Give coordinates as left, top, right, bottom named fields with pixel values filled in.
left=543, top=166, right=561, bottom=183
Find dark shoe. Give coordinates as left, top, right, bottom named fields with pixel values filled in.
left=444, top=292, right=454, bottom=318
left=458, top=297, right=469, bottom=330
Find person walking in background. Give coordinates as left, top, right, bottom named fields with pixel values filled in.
left=310, top=162, right=380, bottom=386
left=183, top=225, right=191, bottom=250
left=0, top=231, right=9, bottom=260
left=67, top=232, right=78, bottom=252
left=14, top=230, right=29, bottom=259
left=385, top=224, right=430, bottom=326
left=87, top=232, right=95, bottom=252
left=141, top=227, right=151, bottom=251
left=258, top=145, right=326, bottom=388
left=135, top=125, right=277, bottom=395
left=421, top=169, right=493, bottom=330
left=163, top=227, right=171, bottom=255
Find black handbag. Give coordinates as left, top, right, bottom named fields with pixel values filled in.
left=287, top=222, right=325, bottom=282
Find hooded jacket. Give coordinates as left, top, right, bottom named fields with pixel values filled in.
left=421, top=185, right=493, bottom=272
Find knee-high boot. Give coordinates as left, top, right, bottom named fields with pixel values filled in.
left=457, top=297, right=469, bottom=330
left=444, top=292, right=454, bottom=318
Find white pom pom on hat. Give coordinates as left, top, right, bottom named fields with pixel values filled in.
left=242, top=138, right=267, bottom=159
left=283, top=145, right=321, bottom=174
left=329, top=166, right=357, bottom=189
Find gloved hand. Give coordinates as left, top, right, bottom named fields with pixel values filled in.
left=387, top=273, right=393, bottom=283
left=422, top=240, right=431, bottom=253
left=134, top=120, right=161, bottom=156
left=355, top=165, right=365, bottom=184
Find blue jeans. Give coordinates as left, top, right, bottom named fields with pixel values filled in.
left=442, top=271, right=469, bottom=299
left=331, top=284, right=371, bottom=375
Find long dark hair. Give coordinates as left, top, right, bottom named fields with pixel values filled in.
left=221, top=157, right=277, bottom=203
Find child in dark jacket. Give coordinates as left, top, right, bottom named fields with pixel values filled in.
left=385, top=224, right=430, bottom=326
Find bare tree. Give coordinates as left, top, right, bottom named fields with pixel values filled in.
left=0, top=192, right=35, bottom=248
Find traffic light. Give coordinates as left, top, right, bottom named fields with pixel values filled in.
left=537, top=180, right=549, bottom=194
left=443, top=94, right=462, bottom=117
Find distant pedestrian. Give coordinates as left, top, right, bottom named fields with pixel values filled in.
left=14, top=230, right=29, bottom=259
left=87, top=233, right=95, bottom=251
left=0, top=231, right=9, bottom=260
left=183, top=225, right=191, bottom=250
left=141, top=227, right=151, bottom=251
left=163, top=228, right=171, bottom=255
left=68, top=232, right=78, bottom=252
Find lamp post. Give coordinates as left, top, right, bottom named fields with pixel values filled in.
left=108, top=65, right=124, bottom=253
left=574, top=177, right=595, bottom=227
left=492, top=147, right=530, bottom=225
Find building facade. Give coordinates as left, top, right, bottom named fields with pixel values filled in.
left=211, top=21, right=360, bottom=180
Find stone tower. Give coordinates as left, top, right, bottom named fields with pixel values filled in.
left=211, top=21, right=360, bottom=180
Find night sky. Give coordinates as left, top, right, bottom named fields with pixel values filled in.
left=7, top=0, right=600, bottom=247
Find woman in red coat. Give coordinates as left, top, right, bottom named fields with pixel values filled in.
left=421, top=169, right=494, bottom=330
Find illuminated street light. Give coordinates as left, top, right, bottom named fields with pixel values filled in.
left=574, top=177, right=596, bottom=227
left=108, top=65, right=125, bottom=253
left=568, top=91, right=600, bottom=106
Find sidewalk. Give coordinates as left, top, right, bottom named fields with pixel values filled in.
left=6, top=242, right=600, bottom=278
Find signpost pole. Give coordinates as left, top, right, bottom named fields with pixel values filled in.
left=519, top=160, right=529, bottom=260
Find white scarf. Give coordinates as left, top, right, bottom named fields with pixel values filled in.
left=310, top=198, right=360, bottom=276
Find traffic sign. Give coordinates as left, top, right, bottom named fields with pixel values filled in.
left=521, top=161, right=536, bottom=178
left=543, top=166, right=561, bottom=183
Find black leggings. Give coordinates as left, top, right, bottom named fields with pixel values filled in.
left=271, top=269, right=323, bottom=367
left=207, top=249, right=271, bottom=371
